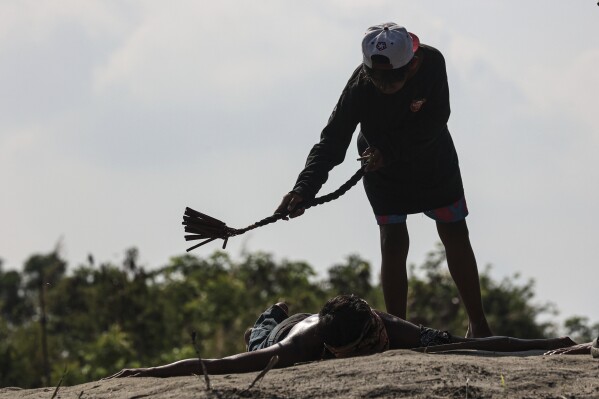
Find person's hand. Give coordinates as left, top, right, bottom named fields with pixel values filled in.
left=360, top=147, right=384, bottom=172
left=275, top=192, right=304, bottom=219
left=544, top=342, right=592, bottom=356
left=102, top=367, right=153, bottom=379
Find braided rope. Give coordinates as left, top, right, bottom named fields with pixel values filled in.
left=234, top=166, right=366, bottom=235
left=184, top=166, right=366, bottom=251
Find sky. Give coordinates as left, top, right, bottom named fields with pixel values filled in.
left=1, top=1, right=598, bottom=326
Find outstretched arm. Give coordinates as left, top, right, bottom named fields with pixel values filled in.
left=104, top=334, right=322, bottom=379
left=411, top=336, right=578, bottom=354
left=545, top=337, right=598, bottom=356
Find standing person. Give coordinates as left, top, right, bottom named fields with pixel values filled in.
left=275, top=22, right=492, bottom=337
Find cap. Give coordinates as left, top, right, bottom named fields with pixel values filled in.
left=362, top=22, right=420, bottom=70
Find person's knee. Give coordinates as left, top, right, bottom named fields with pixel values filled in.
left=437, top=220, right=470, bottom=245
left=379, top=223, right=409, bottom=261
left=380, top=223, right=409, bottom=247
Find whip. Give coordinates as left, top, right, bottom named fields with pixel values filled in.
left=182, top=165, right=367, bottom=251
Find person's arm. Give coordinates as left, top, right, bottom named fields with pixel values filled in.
left=290, top=67, right=362, bottom=202
left=411, top=336, right=578, bottom=354
left=375, top=311, right=422, bottom=349
left=104, top=331, right=323, bottom=378
left=544, top=341, right=594, bottom=356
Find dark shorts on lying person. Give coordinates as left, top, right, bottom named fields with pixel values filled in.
left=247, top=305, right=311, bottom=351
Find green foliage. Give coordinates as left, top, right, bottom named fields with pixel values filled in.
left=23, top=252, right=67, bottom=290
left=478, top=268, right=555, bottom=338
left=0, top=264, right=34, bottom=325
left=0, top=244, right=595, bottom=389
left=328, top=254, right=373, bottom=299
left=0, top=322, right=46, bottom=388
left=79, top=324, right=138, bottom=381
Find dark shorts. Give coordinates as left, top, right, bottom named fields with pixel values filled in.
left=358, top=127, right=466, bottom=216
left=247, top=305, right=311, bottom=352
left=375, top=195, right=469, bottom=225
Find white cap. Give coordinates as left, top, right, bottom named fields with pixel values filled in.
left=362, top=22, right=419, bottom=70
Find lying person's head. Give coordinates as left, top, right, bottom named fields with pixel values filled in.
left=317, top=294, right=389, bottom=358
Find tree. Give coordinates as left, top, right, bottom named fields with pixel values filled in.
left=0, top=245, right=594, bottom=389
left=327, top=254, right=373, bottom=299
left=22, top=250, right=67, bottom=386
left=0, top=263, right=34, bottom=325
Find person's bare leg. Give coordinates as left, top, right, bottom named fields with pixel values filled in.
left=436, top=220, right=492, bottom=338
left=380, top=223, right=410, bottom=319
left=415, top=336, right=578, bottom=353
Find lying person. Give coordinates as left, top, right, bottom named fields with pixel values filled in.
left=105, top=295, right=597, bottom=379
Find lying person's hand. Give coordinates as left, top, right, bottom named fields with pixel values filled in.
left=544, top=342, right=592, bottom=356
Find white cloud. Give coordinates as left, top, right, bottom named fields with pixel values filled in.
left=521, top=49, right=599, bottom=133
left=0, top=125, right=39, bottom=162
left=0, top=1, right=130, bottom=47
left=92, top=2, right=359, bottom=107
left=1, top=0, right=598, bottom=325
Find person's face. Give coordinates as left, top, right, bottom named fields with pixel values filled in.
left=371, top=56, right=419, bottom=94
left=373, top=79, right=407, bottom=95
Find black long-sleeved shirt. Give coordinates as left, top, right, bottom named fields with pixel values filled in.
left=292, top=45, right=464, bottom=214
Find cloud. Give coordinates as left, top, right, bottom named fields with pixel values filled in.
left=91, top=2, right=361, bottom=109
left=1, top=0, right=598, bottom=323
left=520, top=49, right=599, bottom=133
left=0, top=1, right=130, bottom=46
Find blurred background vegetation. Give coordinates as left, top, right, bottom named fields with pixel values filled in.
left=1, top=244, right=597, bottom=388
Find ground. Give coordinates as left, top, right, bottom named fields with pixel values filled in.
left=1, top=350, right=597, bottom=399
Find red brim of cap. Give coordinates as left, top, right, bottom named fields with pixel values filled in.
left=409, top=32, right=420, bottom=52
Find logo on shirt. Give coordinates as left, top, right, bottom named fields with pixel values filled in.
left=410, top=98, right=427, bottom=112
left=376, top=42, right=387, bottom=51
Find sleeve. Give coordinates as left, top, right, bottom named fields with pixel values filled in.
left=291, top=69, right=362, bottom=201
left=376, top=54, right=451, bottom=164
